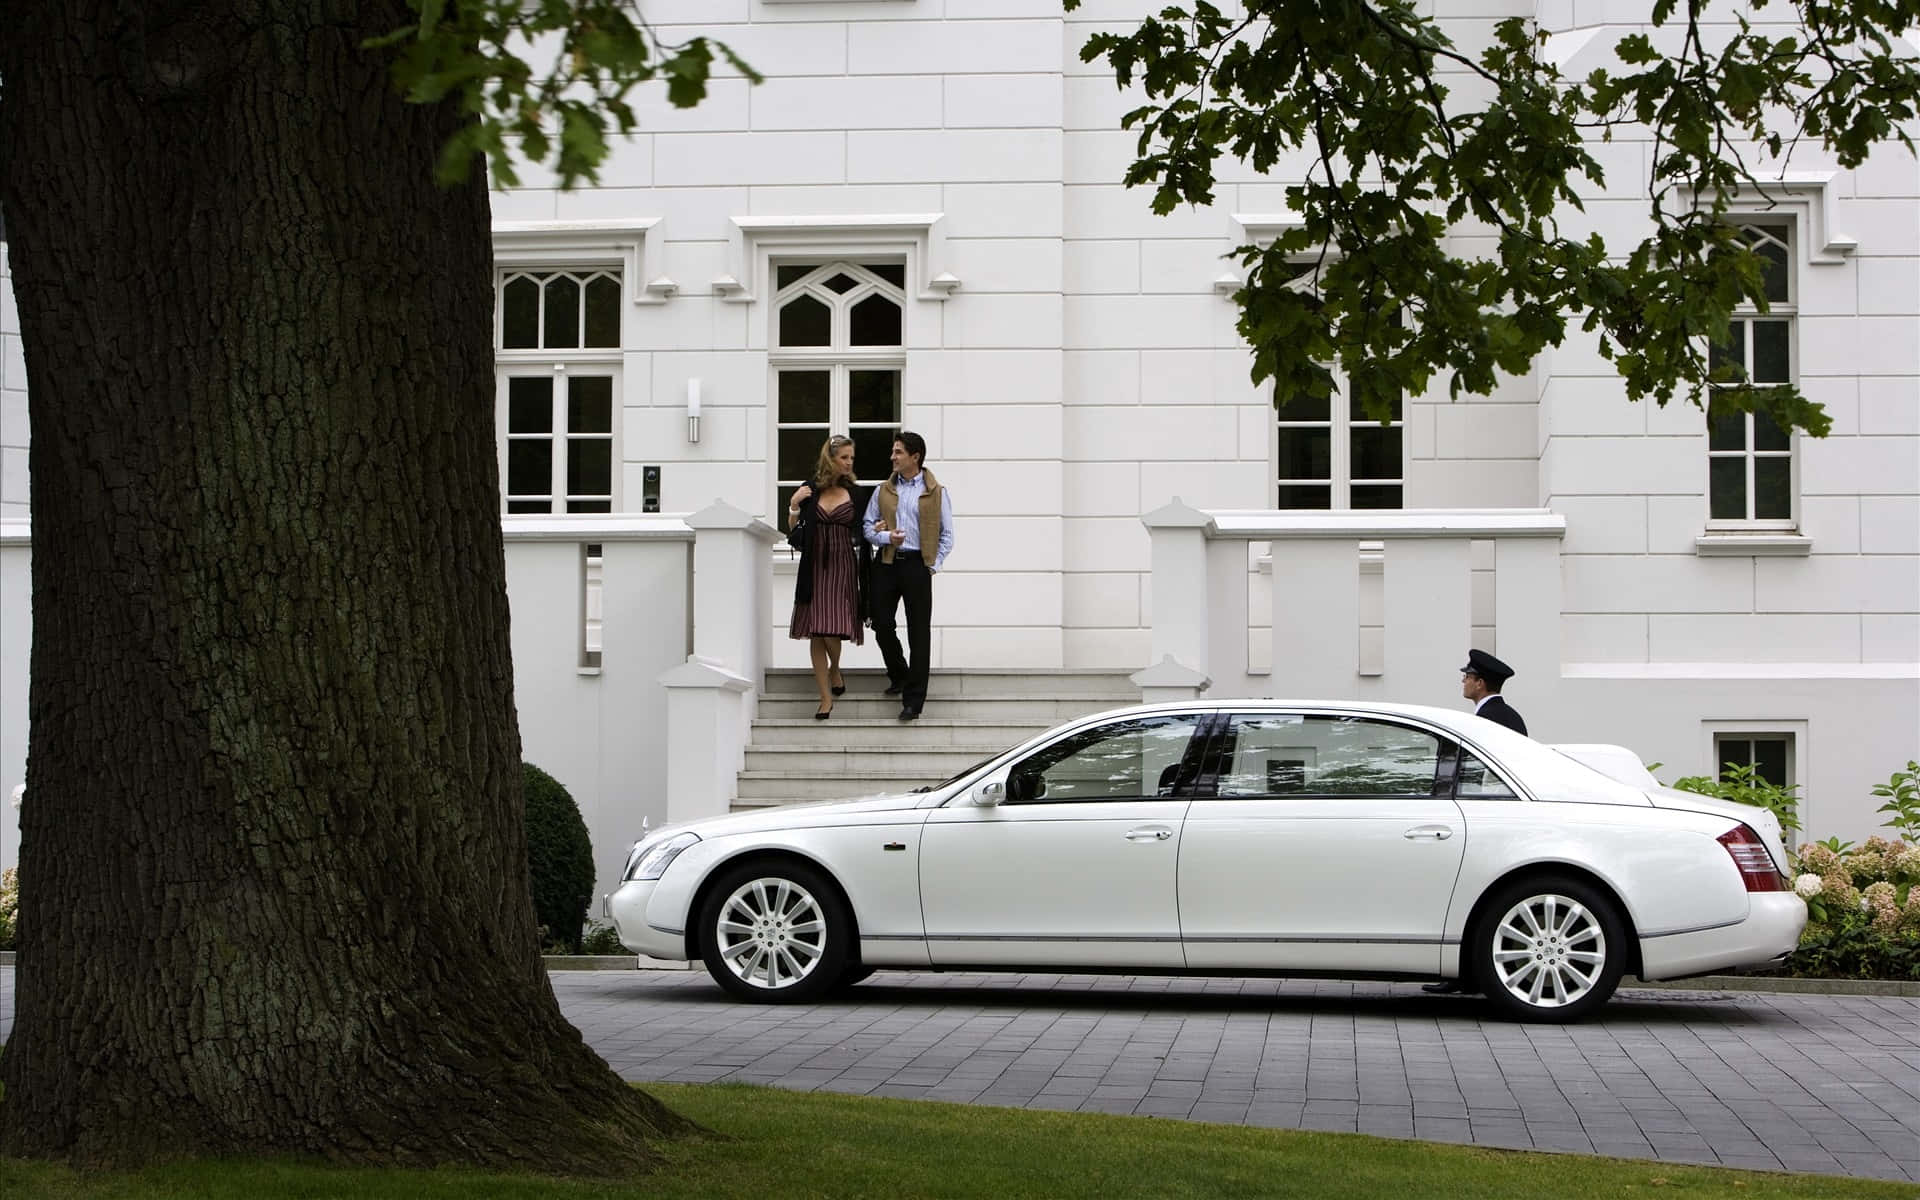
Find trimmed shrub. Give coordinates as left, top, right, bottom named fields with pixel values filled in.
left=0, top=866, right=16, bottom=951
left=1787, top=835, right=1920, bottom=980
left=524, top=764, right=595, bottom=953
left=579, top=921, right=629, bottom=956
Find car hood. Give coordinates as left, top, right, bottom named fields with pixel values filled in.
left=1644, top=786, right=1792, bottom=874
left=648, top=791, right=929, bottom=843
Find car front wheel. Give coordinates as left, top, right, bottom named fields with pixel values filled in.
left=1473, top=875, right=1626, bottom=1023
left=698, top=860, right=850, bottom=1003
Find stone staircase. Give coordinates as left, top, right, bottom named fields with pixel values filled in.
left=734, top=668, right=1140, bottom=811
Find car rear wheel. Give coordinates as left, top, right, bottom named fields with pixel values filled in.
left=1473, top=875, right=1626, bottom=1023
left=698, top=860, right=850, bottom=1003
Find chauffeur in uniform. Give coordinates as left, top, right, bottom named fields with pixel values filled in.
left=1427, top=648, right=1530, bottom=995
left=1461, top=648, right=1527, bottom=735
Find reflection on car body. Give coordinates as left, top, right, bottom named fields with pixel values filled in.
left=606, top=700, right=1805, bottom=1022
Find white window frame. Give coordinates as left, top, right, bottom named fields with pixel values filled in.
left=492, top=221, right=658, bottom=519
left=1702, top=718, right=1808, bottom=825
left=1705, top=219, right=1798, bottom=533
left=1264, top=270, right=1406, bottom=512
left=769, top=261, right=908, bottom=517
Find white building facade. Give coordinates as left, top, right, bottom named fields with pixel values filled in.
left=1, top=0, right=1916, bottom=888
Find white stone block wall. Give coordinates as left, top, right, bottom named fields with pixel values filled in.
left=1, top=246, right=26, bottom=520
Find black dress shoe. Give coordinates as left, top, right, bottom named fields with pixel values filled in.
left=898, top=706, right=920, bottom=721
left=884, top=683, right=903, bottom=696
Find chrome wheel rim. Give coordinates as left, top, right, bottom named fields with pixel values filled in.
left=1489, top=892, right=1608, bottom=1009
left=714, top=878, right=827, bottom=991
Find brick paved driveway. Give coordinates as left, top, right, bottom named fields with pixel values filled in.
left=4, top=966, right=1914, bottom=1180
left=557, top=970, right=1919, bottom=1182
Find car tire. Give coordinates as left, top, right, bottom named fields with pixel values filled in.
left=834, top=965, right=876, bottom=990
left=1472, top=874, right=1626, bottom=1023
left=698, top=859, right=851, bottom=1004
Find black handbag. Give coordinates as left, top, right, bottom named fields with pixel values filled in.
left=786, top=499, right=810, bottom=552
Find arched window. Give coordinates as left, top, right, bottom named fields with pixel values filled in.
left=771, top=262, right=906, bottom=514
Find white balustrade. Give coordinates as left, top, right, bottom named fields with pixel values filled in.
left=1141, top=504, right=1566, bottom=711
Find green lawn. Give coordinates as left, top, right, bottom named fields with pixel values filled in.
left=2, top=1082, right=1912, bottom=1199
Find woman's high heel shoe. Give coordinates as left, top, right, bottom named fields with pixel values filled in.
left=830, top=671, right=846, bottom=697
left=814, top=704, right=833, bottom=721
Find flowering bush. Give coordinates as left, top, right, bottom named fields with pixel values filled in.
left=1783, top=835, right=1920, bottom=979
left=0, top=866, right=16, bottom=951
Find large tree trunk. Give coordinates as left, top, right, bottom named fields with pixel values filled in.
left=0, top=1, right=689, bottom=1172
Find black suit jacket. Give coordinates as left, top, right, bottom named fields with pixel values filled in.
left=1476, top=695, right=1527, bottom=736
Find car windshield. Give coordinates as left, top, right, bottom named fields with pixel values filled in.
left=911, top=751, right=1005, bottom=794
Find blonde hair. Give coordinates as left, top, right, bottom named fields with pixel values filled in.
left=812, top=434, right=856, bottom=489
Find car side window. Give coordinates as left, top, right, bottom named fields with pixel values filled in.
left=1455, top=748, right=1519, bottom=799
left=1216, top=714, right=1445, bottom=798
left=1007, top=715, right=1202, bottom=804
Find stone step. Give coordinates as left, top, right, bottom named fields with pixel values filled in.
left=761, top=667, right=1136, bottom=699
left=742, top=744, right=1010, bottom=775
left=749, top=718, right=1051, bottom=748
left=736, top=769, right=957, bottom=800
left=755, top=694, right=1133, bottom=722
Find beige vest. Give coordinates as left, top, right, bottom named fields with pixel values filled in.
left=876, top=468, right=942, bottom=566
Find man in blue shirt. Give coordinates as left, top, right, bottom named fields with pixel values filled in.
left=862, top=431, right=954, bottom=721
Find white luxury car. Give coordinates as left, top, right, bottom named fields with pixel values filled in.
left=607, top=700, right=1806, bottom=1022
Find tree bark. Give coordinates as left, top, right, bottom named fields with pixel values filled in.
left=0, top=0, right=691, bottom=1172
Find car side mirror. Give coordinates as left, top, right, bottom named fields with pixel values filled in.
left=973, top=780, right=1005, bottom=807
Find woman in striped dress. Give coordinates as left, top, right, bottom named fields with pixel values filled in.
left=786, top=435, right=870, bottom=719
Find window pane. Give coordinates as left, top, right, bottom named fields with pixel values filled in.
left=1351, top=484, right=1402, bottom=510
left=1708, top=322, right=1745, bottom=376
left=779, top=293, right=831, bottom=347
left=1753, top=410, right=1789, bottom=452
left=1277, top=484, right=1331, bottom=510
left=777, top=484, right=802, bottom=517
left=851, top=428, right=895, bottom=482
left=1455, top=751, right=1517, bottom=799
left=1277, top=427, right=1331, bottom=482
left=823, top=272, right=859, bottom=294
left=1707, top=406, right=1747, bottom=452
left=567, top=438, right=611, bottom=499
left=1753, top=737, right=1789, bottom=787
left=508, top=377, right=552, bottom=433
left=850, top=294, right=902, bottom=346
left=583, top=275, right=621, bottom=348
left=870, top=263, right=906, bottom=288
left=1752, top=320, right=1790, bottom=384
left=568, top=376, right=612, bottom=434
left=1010, top=716, right=1200, bottom=803
left=779, top=428, right=829, bottom=483
left=1350, top=425, right=1402, bottom=482
left=776, top=264, right=813, bottom=292
left=506, top=499, right=551, bottom=514
left=1719, top=739, right=1755, bottom=778
left=1275, top=388, right=1330, bottom=422
left=777, top=370, right=831, bottom=422
left=1754, top=457, right=1791, bottom=519
left=1349, top=384, right=1404, bottom=421
left=1750, top=233, right=1791, bottom=304
left=850, top=369, right=902, bottom=423
left=567, top=499, right=612, bottom=514
left=543, top=275, right=580, bottom=349
left=1709, top=457, right=1748, bottom=519
left=1218, top=715, right=1441, bottom=797
left=502, top=276, right=540, bottom=349
left=507, top=440, right=552, bottom=498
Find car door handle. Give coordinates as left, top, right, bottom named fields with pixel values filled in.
left=1403, top=825, right=1453, bottom=841
left=1125, top=826, right=1174, bottom=842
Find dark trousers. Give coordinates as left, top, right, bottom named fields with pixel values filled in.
left=870, top=555, right=932, bottom=708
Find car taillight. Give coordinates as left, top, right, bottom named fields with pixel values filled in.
left=1718, top=824, right=1785, bottom=892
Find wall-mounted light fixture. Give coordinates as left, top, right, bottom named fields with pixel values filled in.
left=686, top=377, right=702, bottom=444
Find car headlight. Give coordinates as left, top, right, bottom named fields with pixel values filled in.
left=625, top=831, right=699, bottom=881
